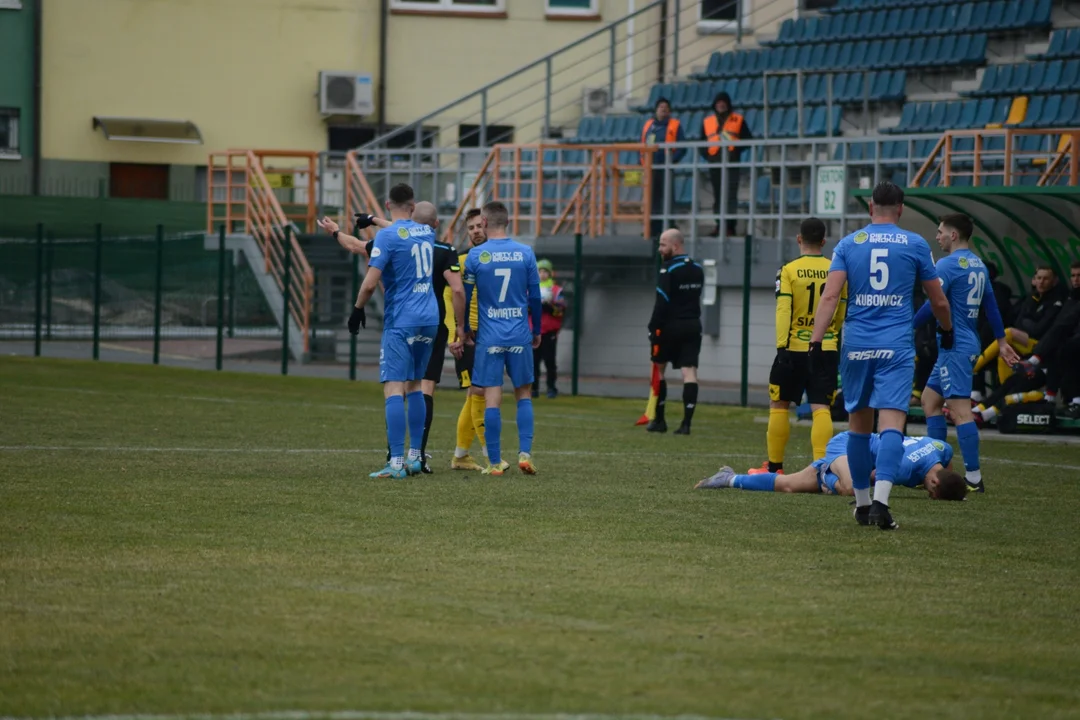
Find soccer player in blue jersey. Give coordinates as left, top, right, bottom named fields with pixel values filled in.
left=809, top=182, right=953, bottom=530
left=696, top=432, right=967, bottom=501
left=463, top=201, right=542, bottom=476
left=352, top=183, right=441, bottom=479
left=914, top=214, right=1019, bottom=494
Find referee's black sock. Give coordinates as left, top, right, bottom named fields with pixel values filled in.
left=420, top=393, right=434, bottom=460
left=682, top=382, right=698, bottom=427
left=656, top=380, right=667, bottom=423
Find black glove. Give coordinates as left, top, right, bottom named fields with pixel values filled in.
left=353, top=213, right=375, bottom=231
left=807, top=341, right=823, bottom=375
left=776, top=348, right=794, bottom=372
left=348, top=305, right=367, bottom=335
left=938, top=326, right=954, bottom=350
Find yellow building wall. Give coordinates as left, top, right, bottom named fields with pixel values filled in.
left=42, top=0, right=380, bottom=164
left=383, top=0, right=661, bottom=144
left=671, top=0, right=794, bottom=93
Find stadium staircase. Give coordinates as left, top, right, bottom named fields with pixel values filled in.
left=207, top=150, right=382, bottom=363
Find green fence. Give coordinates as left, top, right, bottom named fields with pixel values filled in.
left=0, top=225, right=278, bottom=366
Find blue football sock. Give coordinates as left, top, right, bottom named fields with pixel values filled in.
left=847, top=432, right=872, bottom=506
left=385, top=395, right=406, bottom=461
left=956, top=421, right=980, bottom=473
left=732, top=473, right=776, bottom=491
left=517, top=398, right=534, bottom=455
left=485, top=407, right=502, bottom=465
left=875, top=428, right=904, bottom=483
left=405, top=391, right=426, bottom=454
left=926, top=413, right=948, bottom=442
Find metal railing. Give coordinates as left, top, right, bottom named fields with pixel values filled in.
left=912, top=128, right=1080, bottom=188
left=207, top=150, right=316, bottom=354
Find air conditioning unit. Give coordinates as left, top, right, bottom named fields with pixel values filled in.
left=582, top=86, right=611, bottom=116
left=319, top=71, right=374, bottom=116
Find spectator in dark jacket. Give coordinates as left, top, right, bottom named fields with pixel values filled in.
left=1012, top=260, right=1080, bottom=416
left=974, top=264, right=1065, bottom=382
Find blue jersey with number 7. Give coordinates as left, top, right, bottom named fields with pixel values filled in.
left=464, top=238, right=541, bottom=345
left=368, top=219, right=439, bottom=329
left=830, top=222, right=938, bottom=349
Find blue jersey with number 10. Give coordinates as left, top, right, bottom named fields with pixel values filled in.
left=830, top=222, right=938, bottom=349
left=368, top=219, right=439, bottom=330
left=935, top=249, right=988, bottom=353
left=464, top=238, right=541, bottom=345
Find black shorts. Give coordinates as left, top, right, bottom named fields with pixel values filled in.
left=769, top=349, right=839, bottom=405
left=652, top=326, right=702, bottom=370
left=455, top=341, right=476, bottom=388
left=424, top=324, right=450, bottom=383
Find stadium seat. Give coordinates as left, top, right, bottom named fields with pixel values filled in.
left=1005, top=96, right=1029, bottom=126
left=1054, top=94, right=1079, bottom=127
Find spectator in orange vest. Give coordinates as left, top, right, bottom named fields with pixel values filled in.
left=641, top=97, right=686, bottom=238
left=700, top=91, right=752, bottom=238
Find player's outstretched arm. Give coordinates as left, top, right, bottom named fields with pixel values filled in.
left=810, top=270, right=846, bottom=344
left=317, top=217, right=370, bottom=256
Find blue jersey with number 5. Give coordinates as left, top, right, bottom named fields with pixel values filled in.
left=935, top=249, right=986, bottom=353
left=830, top=222, right=938, bottom=349
left=368, top=219, right=439, bottom=329
left=464, top=238, right=541, bottom=345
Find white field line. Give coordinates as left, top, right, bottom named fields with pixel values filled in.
left=11, top=385, right=629, bottom=427
left=0, top=445, right=760, bottom=460
left=0, top=712, right=772, bottom=720
left=0, top=444, right=1076, bottom=471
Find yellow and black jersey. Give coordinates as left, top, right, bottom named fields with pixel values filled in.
left=444, top=251, right=479, bottom=336
left=775, top=254, right=846, bottom=352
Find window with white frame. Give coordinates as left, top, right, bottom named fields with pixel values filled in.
left=0, top=109, right=19, bottom=158
left=390, top=0, right=505, bottom=14
left=546, top=0, right=599, bottom=16
left=699, top=0, right=750, bottom=32
left=0, top=0, right=25, bottom=9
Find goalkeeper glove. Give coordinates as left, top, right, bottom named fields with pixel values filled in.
left=807, top=342, right=823, bottom=375
left=348, top=305, right=367, bottom=335
left=938, top=326, right=954, bottom=350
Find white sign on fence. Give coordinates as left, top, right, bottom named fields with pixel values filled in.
left=815, top=165, right=846, bottom=217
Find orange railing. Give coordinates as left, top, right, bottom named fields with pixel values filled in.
left=207, top=150, right=316, bottom=354
left=912, top=128, right=1080, bottom=188
left=435, top=143, right=653, bottom=245
left=343, top=151, right=386, bottom=242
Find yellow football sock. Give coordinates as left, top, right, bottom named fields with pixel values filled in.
left=997, top=356, right=1014, bottom=383
left=811, top=408, right=833, bottom=461
left=456, top=396, right=474, bottom=451
left=1005, top=390, right=1045, bottom=406
left=470, top=393, right=487, bottom=451
left=766, top=408, right=791, bottom=466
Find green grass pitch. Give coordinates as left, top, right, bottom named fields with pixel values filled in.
left=2, top=356, right=1079, bottom=720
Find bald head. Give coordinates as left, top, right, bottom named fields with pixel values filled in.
left=412, top=201, right=439, bottom=229
left=658, top=228, right=684, bottom=260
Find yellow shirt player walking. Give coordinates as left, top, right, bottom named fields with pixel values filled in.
left=749, top=218, right=846, bottom=475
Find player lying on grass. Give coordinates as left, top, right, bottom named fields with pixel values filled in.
left=696, top=431, right=967, bottom=501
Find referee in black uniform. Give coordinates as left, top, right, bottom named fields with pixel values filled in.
left=317, top=201, right=465, bottom=472
left=647, top=228, right=705, bottom=435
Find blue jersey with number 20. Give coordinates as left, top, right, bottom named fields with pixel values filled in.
left=830, top=222, right=937, bottom=349
left=935, top=249, right=988, bottom=353
left=368, top=220, right=439, bottom=330
left=464, top=238, right=541, bottom=345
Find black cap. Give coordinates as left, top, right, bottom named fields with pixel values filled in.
left=713, top=91, right=732, bottom=108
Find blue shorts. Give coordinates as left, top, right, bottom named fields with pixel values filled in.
left=472, top=341, right=535, bottom=389
left=841, top=346, right=916, bottom=413
left=380, top=325, right=438, bottom=383
left=926, top=348, right=979, bottom=399
left=811, top=433, right=850, bottom=495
